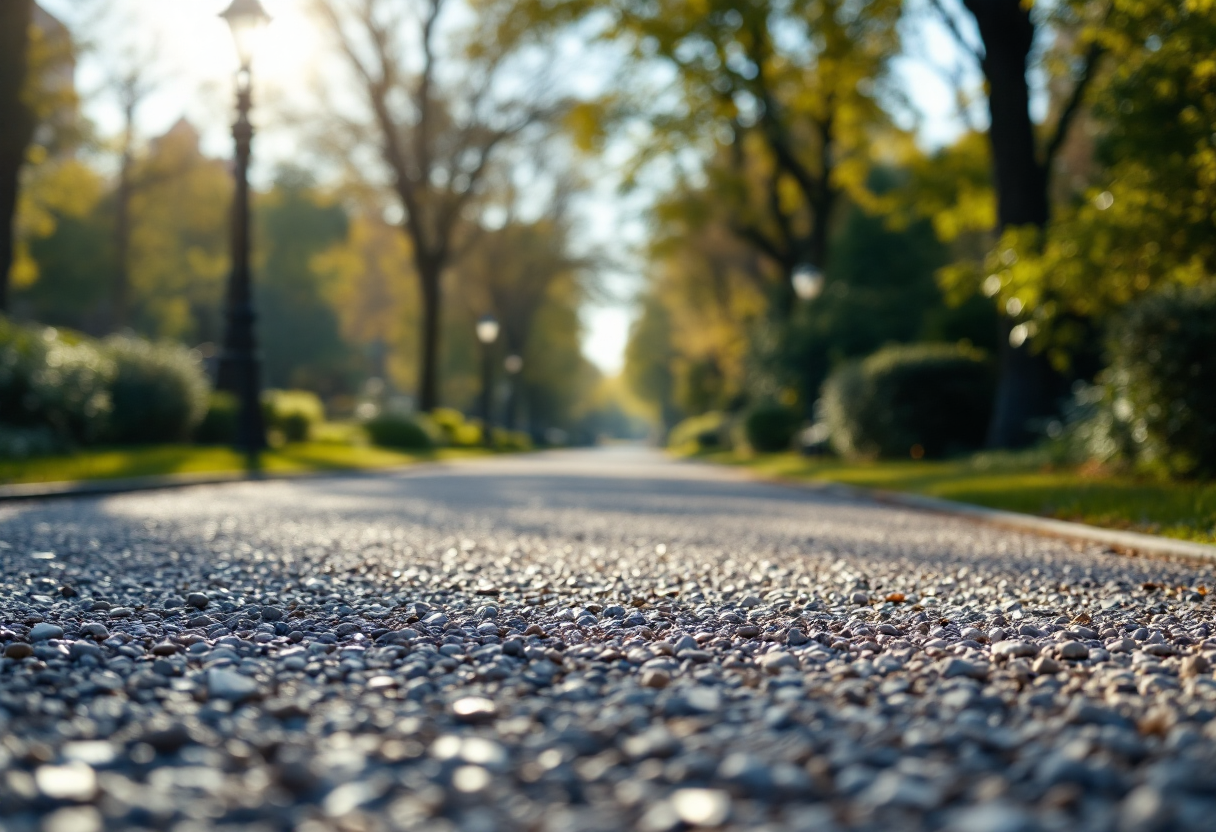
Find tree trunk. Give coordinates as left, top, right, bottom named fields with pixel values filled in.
left=417, top=262, right=442, bottom=412
left=0, top=0, right=35, bottom=313
left=110, top=94, right=138, bottom=332
left=112, top=151, right=133, bottom=331
left=965, top=0, right=1062, bottom=448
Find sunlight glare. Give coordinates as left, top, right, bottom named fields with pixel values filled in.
left=138, top=0, right=322, bottom=96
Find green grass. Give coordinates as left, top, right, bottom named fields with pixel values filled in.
left=701, top=451, right=1216, bottom=545
left=0, top=442, right=489, bottom=487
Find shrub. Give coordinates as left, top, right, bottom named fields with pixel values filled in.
left=364, top=414, right=433, bottom=450
left=744, top=404, right=803, bottom=452
left=667, top=411, right=732, bottom=453
left=822, top=343, right=994, bottom=459
left=263, top=389, right=325, bottom=443
left=0, top=318, right=113, bottom=445
left=0, top=425, right=64, bottom=460
left=1046, top=381, right=1138, bottom=468
left=103, top=336, right=210, bottom=444
left=194, top=392, right=240, bottom=445
left=426, top=408, right=483, bottom=447
left=490, top=428, right=533, bottom=451
left=1107, top=283, right=1216, bottom=477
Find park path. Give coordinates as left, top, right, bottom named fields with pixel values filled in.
left=1, top=446, right=1215, bottom=832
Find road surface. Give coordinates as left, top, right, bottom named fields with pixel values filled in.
left=1, top=447, right=1214, bottom=832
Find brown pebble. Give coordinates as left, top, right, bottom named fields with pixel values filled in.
left=1181, top=653, right=1211, bottom=677
left=4, top=642, right=33, bottom=660
left=151, top=642, right=179, bottom=656
left=641, top=668, right=670, bottom=689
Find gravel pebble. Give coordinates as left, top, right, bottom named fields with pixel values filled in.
left=2, top=448, right=1215, bottom=832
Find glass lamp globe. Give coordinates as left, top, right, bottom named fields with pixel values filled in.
left=221, top=0, right=272, bottom=70
left=476, top=315, right=500, bottom=345
left=504, top=354, right=524, bottom=374
left=792, top=265, right=824, bottom=301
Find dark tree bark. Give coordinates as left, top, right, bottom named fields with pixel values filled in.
left=112, top=94, right=136, bottom=332
left=417, top=262, right=443, bottom=416
left=0, top=0, right=35, bottom=313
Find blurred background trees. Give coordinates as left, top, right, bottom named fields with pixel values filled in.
left=1, top=0, right=1214, bottom=469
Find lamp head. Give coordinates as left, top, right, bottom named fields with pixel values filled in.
left=504, top=354, right=523, bottom=374
left=791, top=265, right=824, bottom=301
left=476, top=315, right=500, bottom=345
left=221, top=0, right=271, bottom=70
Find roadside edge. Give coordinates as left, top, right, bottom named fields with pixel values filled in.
left=698, top=458, right=1216, bottom=565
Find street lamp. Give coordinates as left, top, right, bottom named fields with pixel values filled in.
left=792, top=264, right=825, bottom=302
left=503, top=354, right=523, bottom=431
left=476, top=315, right=500, bottom=446
left=215, top=0, right=271, bottom=465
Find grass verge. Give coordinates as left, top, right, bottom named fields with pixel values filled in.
left=701, top=451, right=1216, bottom=546
left=0, top=443, right=490, bottom=487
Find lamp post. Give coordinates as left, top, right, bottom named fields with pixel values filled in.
left=215, top=0, right=270, bottom=465
left=503, top=353, right=523, bottom=431
left=475, top=315, right=500, bottom=446
left=791, top=264, right=824, bottom=302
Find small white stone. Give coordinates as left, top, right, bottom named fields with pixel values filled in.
left=42, top=806, right=102, bottom=832
left=671, top=788, right=731, bottom=826
left=35, top=763, right=96, bottom=801
left=452, top=765, right=491, bottom=793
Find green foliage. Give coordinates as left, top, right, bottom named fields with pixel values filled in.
left=609, top=0, right=904, bottom=275
left=0, top=425, right=64, bottom=460
left=668, top=411, right=732, bottom=453
left=823, top=343, right=995, bottom=460
left=103, top=336, right=209, bottom=444
left=944, top=1, right=1216, bottom=363
left=21, top=211, right=111, bottom=331
left=744, top=404, right=803, bottom=453
left=425, top=408, right=483, bottom=447
left=770, top=192, right=998, bottom=403
left=0, top=320, right=210, bottom=448
left=490, top=428, right=533, bottom=451
left=194, top=392, right=239, bottom=445
left=1106, top=283, right=1216, bottom=477
left=624, top=295, right=681, bottom=427
left=262, top=390, right=326, bottom=444
left=0, top=318, right=113, bottom=445
left=256, top=169, right=356, bottom=395
left=364, top=414, right=434, bottom=450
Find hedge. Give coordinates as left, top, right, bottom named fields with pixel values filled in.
left=822, top=343, right=994, bottom=459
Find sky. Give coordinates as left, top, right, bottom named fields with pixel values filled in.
left=43, top=0, right=982, bottom=375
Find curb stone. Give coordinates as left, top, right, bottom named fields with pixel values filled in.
left=0, top=463, right=441, bottom=502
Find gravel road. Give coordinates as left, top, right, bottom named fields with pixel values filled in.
left=2, top=447, right=1215, bottom=832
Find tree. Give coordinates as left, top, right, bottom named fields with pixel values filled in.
left=255, top=170, right=353, bottom=394
left=612, top=0, right=902, bottom=317
left=106, top=62, right=158, bottom=332
left=313, top=0, right=570, bottom=411
left=642, top=199, right=769, bottom=416
left=125, top=120, right=231, bottom=343
left=624, top=295, right=680, bottom=431
left=630, top=163, right=998, bottom=424
left=2, top=2, right=82, bottom=312
left=928, top=0, right=1108, bottom=445
left=0, top=0, right=35, bottom=312
left=977, top=0, right=1216, bottom=352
